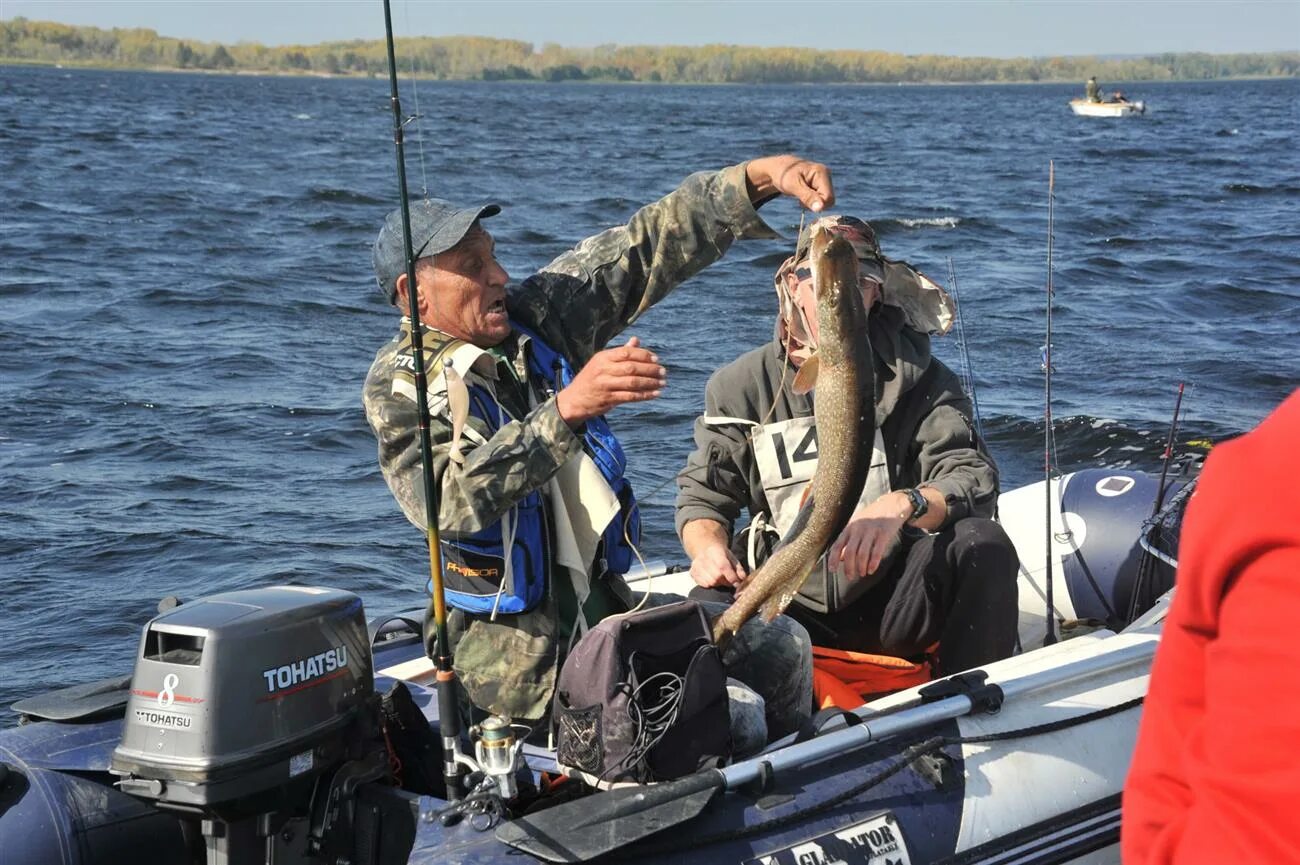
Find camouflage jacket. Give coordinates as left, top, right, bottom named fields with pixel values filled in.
left=363, top=162, right=778, bottom=720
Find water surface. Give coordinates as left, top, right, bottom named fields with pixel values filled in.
left=1, top=67, right=1296, bottom=710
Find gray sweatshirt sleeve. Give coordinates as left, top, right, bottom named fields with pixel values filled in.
left=911, top=370, right=999, bottom=526
left=675, top=366, right=761, bottom=539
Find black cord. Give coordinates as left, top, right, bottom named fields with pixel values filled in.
left=597, top=667, right=686, bottom=785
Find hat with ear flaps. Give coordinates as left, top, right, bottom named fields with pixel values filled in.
left=773, top=215, right=955, bottom=354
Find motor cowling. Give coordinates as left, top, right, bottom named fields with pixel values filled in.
left=109, top=586, right=416, bottom=864
left=111, top=586, right=373, bottom=808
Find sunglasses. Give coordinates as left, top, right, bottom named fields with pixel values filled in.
left=781, top=267, right=882, bottom=348
left=786, top=266, right=881, bottom=294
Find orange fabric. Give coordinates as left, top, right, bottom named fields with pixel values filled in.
left=810, top=645, right=934, bottom=710
left=539, top=771, right=570, bottom=793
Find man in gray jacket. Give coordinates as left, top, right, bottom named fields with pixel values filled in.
left=676, top=216, right=1017, bottom=676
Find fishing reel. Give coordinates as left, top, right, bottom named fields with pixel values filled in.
left=434, top=715, right=530, bottom=830
left=472, top=716, right=528, bottom=800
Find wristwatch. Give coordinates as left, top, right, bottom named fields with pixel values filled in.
left=903, top=488, right=929, bottom=523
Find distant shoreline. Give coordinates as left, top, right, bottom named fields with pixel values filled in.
left=4, top=17, right=1295, bottom=86
left=4, top=58, right=1295, bottom=87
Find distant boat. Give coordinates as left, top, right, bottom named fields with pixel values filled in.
left=1070, top=99, right=1146, bottom=117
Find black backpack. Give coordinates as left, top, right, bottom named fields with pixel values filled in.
left=554, top=600, right=731, bottom=787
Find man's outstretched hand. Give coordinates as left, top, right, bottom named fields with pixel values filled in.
left=746, top=155, right=835, bottom=212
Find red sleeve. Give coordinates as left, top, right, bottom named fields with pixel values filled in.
left=1122, top=390, right=1300, bottom=865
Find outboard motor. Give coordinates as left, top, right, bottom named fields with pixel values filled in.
left=109, top=586, right=416, bottom=864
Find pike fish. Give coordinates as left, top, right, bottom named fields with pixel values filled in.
left=712, top=227, right=876, bottom=645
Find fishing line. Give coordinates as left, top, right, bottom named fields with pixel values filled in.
left=393, top=2, right=445, bottom=338
left=761, top=206, right=808, bottom=431
left=1043, top=160, right=1058, bottom=647
left=1151, top=382, right=1186, bottom=516
left=947, top=256, right=985, bottom=443
left=1125, top=381, right=1190, bottom=624
left=619, top=208, right=812, bottom=601
left=401, top=0, right=431, bottom=197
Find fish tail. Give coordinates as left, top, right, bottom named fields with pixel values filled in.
left=711, top=611, right=736, bottom=649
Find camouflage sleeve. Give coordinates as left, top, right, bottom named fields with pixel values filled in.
left=674, top=366, right=758, bottom=540
left=434, top=396, right=582, bottom=535
left=363, top=337, right=583, bottom=535
left=509, top=162, right=779, bottom=367
left=911, top=364, right=999, bottom=527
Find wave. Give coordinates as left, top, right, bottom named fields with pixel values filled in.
left=514, top=229, right=557, bottom=245
left=1222, top=182, right=1300, bottom=196
left=981, top=413, right=1223, bottom=488
left=579, top=196, right=634, bottom=212
left=308, top=215, right=354, bottom=231
left=749, top=249, right=792, bottom=269
left=875, top=216, right=963, bottom=233
left=304, top=187, right=387, bottom=206
left=1081, top=147, right=1158, bottom=160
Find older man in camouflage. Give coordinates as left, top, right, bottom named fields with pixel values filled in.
left=363, top=155, right=830, bottom=744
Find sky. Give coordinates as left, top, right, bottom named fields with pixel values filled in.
left=2, top=0, right=1297, bottom=57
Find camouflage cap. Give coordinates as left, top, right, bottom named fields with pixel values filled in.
left=792, top=215, right=881, bottom=264
left=373, top=198, right=501, bottom=304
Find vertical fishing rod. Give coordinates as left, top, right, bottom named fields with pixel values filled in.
left=1152, top=381, right=1185, bottom=516
left=381, top=0, right=465, bottom=801
left=1042, top=161, right=1058, bottom=647
left=1127, top=381, right=1187, bottom=623
left=946, top=257, right=985, bottom=442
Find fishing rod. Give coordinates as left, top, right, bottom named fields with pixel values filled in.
left=1126, top=381, right=1187, bottom=623
left=1042, top=161, right=1058, bottom=647
left=946, top=257, right=985, bottom=442
left=1152, top=381, right=1185, bottom=516
left=381, top=0, right=466, bottom=801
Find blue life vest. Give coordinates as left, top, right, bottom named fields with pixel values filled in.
left=436, top=326, right=642, bottom=616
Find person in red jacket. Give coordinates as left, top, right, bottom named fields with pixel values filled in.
left=1122, top=389, right=1300, bottom=864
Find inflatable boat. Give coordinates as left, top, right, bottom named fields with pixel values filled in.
left=0, top=467, right=1192, bottom=865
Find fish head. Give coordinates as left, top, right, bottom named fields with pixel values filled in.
left=808, top=225, right=868, bottom=366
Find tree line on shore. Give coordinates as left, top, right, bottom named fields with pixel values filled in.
left=3, top=17, right=1296, bottom=84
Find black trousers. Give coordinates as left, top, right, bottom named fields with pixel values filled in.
left=691, top=517, right=1020, bottom=677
